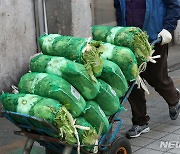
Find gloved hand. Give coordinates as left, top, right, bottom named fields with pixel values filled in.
left=158, top=29, right=172, bottom=45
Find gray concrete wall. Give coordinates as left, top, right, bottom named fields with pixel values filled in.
left=71, top=0, right=92, bottom=37
left=46, top=0, right=92, bottom=38
left=0, top=0, right=37, bottom=92
left=46, top=0, right=72, bottom=35
left=92, top=0, right=116, bottom=26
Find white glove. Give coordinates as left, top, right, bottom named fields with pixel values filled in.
left=158, top=29, right=172, bottom=45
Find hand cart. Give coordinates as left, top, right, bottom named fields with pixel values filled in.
left=0, top=81, right=136, bottom=154
left=0, top=37, right=162, bottom=154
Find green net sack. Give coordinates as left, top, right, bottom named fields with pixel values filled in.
left=99, top=60, right=129, bottom=98
left=38, top=34, right=61, bottom=53
left=0, top=93, right=79, bottom=144
left=101, top=43, right=138, bottom=82
left=1, top=93, right=61, bottom=121
left=75, top=117, right=97, bottom=145
left=83, top=101, right=109, bottom=134
left=91, top=26, right=112, bottom=42
left=29, top=97, right=62, bottom=124
left=0, top=93, right=26, bottom=112
left=30, top=54, right=100, bottom=100
left=94, top=79, right=120, bottom=116
left=18, top=72, right=86, bottom=117
left=0, top=93, right=60, bottom=130
left=92, top=25, right=153, bottom=66
left=39, top=34, right=106, bottom=79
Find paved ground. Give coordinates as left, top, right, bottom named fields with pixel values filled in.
left=0, top=45, right=179, bottom=154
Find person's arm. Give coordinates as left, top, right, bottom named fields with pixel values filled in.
left=163, top=0, right=180, bottom=32
left=158, top=0, right=180, bottom=45
left=114, top=0, right=122, bottom=26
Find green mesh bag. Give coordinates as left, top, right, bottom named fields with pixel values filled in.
left=0, top=93, right=26, bottom=112
left=30, top=54, right=100, bottom=100
left=91, top=26, right=112, bottom=42
left=75, top=117, right=97, bottom=145
left=39, top=34, right=106, bottom=79
left=0, top=93, right=60, bottom=127
left=99, top=60, right=129, bottom=98
left=101, top=43, right=139, bottom=82
left=38, top=34, right=61, bottom=53
left=0, top=93, right=79, bottom=144
left=83, top=101, right=109, bottom=134
left=92, top=25, right=153, bottom=66
left=49, top=36, right=86, bottom=62
left=94, top=79, right=120, bottom=116
left=29, top=97, right=62, bottom=124
left=0, top=93, right=62, bottom=123
left=18, top=72, right=86, bottom=117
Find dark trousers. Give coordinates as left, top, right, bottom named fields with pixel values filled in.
left=128, top=44, right=180, bottom=126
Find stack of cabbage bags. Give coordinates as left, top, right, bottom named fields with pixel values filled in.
left=2, top=28, right=152, bottom=152
left=1, top=34, right=133, bottom=152
left=0, top=26, right=153, bottom=151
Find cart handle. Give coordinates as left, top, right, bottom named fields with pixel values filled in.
left=151, top=37, right=162, bottom=46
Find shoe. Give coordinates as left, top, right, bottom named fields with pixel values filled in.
left=169, top=101, right=180, bottom=120
left=126, top=124, right=150, bottom=138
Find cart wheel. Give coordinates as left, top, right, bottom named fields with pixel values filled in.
left=108, top=137, right=132, bottom=154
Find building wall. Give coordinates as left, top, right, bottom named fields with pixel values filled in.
left=174, top=21, right=180, bottom=45
left=92, top=0, right=116, bottom=26
left=46, top=0, right=72, bottom=35
left=46, top=0, right=92, bottom=38
left=0, top=0, right=37, bottom=92
left=71, top=0, right=92, bottom=37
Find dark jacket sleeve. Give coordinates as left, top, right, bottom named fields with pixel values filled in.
left=163, top=0, right=180, bottom=32
left=114, top=0, right=122, bottom=26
